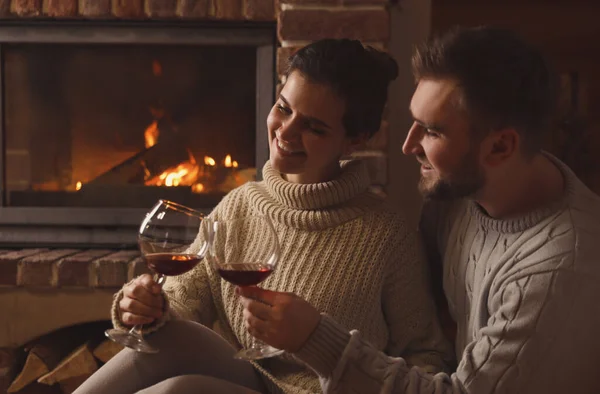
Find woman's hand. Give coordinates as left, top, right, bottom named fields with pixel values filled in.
left=119, top=274, right=165, bottom=326
left=237, top=287, right=321, bottom=353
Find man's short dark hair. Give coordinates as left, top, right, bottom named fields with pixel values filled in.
left=412, top=26, right=559, bottom=154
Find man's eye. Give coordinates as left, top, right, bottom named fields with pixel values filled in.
left=277, top=104, right=291, bottom=115
left=309, top=127, right=325, bottom=135
left=425, top=129, right=440, bottom=138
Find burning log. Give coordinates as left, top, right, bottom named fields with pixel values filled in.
left=80, top=111, right=253, bottom=197
left=86, top=134, right=189, bottom=186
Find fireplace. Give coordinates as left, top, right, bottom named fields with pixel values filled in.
left=0, top=21, right=275, bottom=248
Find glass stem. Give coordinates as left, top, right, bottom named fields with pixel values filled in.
left=128, top=274, right=166, bottom=338
left=128, top=324, right=144, bottom=338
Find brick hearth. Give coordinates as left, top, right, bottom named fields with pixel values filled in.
left=0, top=247, right=149, bottom=391
left=0, top=248, right=148, bottom=346
left=0, top=249, right=146, bottom=288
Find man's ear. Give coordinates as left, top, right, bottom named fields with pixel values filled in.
left=481, top=128, right=519, bottom=167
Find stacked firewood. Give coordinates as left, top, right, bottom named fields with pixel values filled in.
left=7, top=322, right=124, bottom=394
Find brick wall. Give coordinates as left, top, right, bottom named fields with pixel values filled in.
left=3, top=0, right=276, bottom=20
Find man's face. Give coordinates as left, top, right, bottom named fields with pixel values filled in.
left=403, top=79, right=486, bottom=200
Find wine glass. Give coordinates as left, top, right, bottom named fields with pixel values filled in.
left=105, top=199, right=209, bottom=353
left=206, top=214, right=284, bottom=360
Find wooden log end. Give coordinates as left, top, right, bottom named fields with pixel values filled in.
left=37, top=343, right=97, bottom=386
left=7, top=352, right=49, bottom=393
left=92, top=339, right=124, bottom=363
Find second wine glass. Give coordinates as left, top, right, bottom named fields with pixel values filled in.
left=206, top=214, right=284, bottom=360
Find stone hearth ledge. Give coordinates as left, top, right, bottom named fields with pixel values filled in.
left=0, top=248, right=148, bottom=348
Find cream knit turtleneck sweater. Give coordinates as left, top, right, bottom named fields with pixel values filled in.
left=112, top=160, right=452, bottom=394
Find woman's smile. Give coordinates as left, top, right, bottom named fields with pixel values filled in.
left=275, top=137, right=305, bottom=156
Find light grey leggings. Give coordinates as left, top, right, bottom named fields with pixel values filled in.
left=73, top=320, right=266, bottom=394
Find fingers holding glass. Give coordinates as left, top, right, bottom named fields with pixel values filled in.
left=105, top=199, right=207, bottom=353
left=207, top=214, right=284, bottom=360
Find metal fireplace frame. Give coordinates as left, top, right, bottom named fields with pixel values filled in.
left=0, top=21, right=275, bottom=248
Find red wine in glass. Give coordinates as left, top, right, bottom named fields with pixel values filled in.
left=217, top=263, right=273, bottom=286
left=207, top=215, right=283, bottom=360
left=146, top=253, right=202, bottom=276
left=105, top=199, right=208, bottom=354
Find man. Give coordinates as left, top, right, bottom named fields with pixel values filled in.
left=239, top=26, right=600, bottom=394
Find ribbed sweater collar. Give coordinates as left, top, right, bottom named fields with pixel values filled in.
left=245, top=160, right=379, bottom=230
left=470, top=152, right=575, bottom=233
left=262, top=159, right=370, bottom=210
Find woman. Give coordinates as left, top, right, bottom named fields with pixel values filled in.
left=75, top=39, right=452, bottom=394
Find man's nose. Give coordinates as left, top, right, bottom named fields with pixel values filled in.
left=402, top=123, right=423, bottom=156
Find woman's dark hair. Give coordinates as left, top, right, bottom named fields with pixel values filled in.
left=412, top=26, right=559, bottom=154
left=285, top=39, right=398, bottom=139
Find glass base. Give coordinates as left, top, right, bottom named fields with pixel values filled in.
left=234, top=345, right=284, bottom=361
left=105, top=328, right=159, bottom=354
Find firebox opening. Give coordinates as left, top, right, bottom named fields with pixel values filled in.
left=5, top=43, right=258, bottom=208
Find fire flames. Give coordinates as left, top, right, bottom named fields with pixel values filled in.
left=144, top=149, right=200, bottom=187
left=141, top=120, right=245, bottom=193
left=72, top=59, right=253, bottom=193
left=73, top=120, right=250, bottom=193
left=144, top=120, right=160, bottom=149
left=224, top=154, right=239, bottom=168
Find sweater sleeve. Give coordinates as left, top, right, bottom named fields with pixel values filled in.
left=418, top=201, right=457, bottom=352
left=299, top=263, right=600, bottom=394
left=381, top=224, right=454, bottom=374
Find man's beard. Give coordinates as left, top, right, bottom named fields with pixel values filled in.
left=418, top=149, right=485, bottom=201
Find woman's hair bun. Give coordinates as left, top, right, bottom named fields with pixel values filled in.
left=366, top=46, right=399, bottom=82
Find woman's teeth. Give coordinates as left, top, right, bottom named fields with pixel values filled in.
left=277, top=139, right=301, bottom=153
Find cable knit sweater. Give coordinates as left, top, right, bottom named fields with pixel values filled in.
left=294, top=154, right=600, bottom=394
left=112, top=160, right=452, bottom=394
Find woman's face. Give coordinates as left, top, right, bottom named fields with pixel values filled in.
left=266, top=71, right=362, bottom=184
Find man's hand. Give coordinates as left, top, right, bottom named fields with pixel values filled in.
left=237, top=287, right=321, bottom=353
